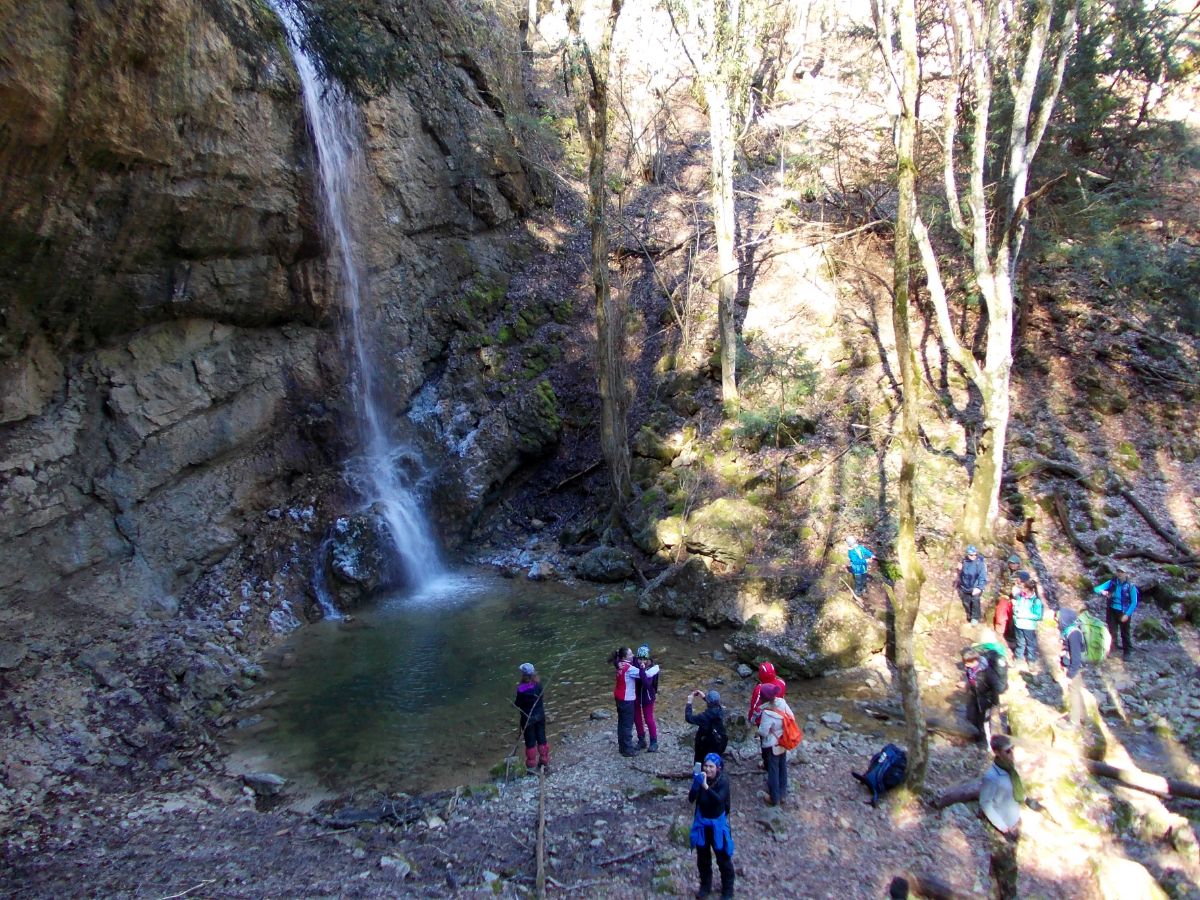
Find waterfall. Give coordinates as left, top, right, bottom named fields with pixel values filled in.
left=269, top=1, right=443, bottom=595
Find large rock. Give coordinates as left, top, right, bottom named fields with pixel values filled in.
left=731, top=593, right=887, bottom=678
left=639, top=557, right=798, bottom=628
left=575, top=547, right=635, bottom=583
left=654, top=497, right=767, bottom=568
left=325, top=513, right=395, bottom=608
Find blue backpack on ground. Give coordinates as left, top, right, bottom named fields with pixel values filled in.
left=852, top=743, right=908, bottom=806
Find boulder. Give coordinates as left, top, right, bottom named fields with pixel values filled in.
left=242, top=772, right=287, bottom=797
left=638, top=557, right=798, bottom=627
left=731, top=593, right=887, bottom=678
left=326, top=513, right=393, bottom=607
left=575, top=547, right=634, bottom=583
left=653, top=497, right=767, bottom=568
left=1092, top=857, right=1167, bottom=900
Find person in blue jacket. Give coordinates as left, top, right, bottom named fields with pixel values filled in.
left=957, top=544, right=988, bottom=624
left=1094, top=567, right=1138, bottom=659
left=689, top=752, right=734, bottom=900
left=846, top=536, right=875, bottom=597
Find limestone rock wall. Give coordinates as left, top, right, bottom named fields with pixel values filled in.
left=0, top=0, right=544, bottom=620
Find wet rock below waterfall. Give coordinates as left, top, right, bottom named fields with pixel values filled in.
left=326, top=513, right=393, bottom=608
left=574, top=546, right=634, bottom=582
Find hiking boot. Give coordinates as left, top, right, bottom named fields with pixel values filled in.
left=620, top=748, right=642, bottom=757
left=648, top=740, right=658, bottom=753
left=695, top=886, right=712, bottom=899
left=636, top=737, right=648, bottom=751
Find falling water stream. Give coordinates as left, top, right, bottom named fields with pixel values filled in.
left=270, top=0, right=442, bottom=599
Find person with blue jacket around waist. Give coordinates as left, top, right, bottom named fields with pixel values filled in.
left=689, top=753, right=734, bottom=900
left=1094, top=567, right=1138, bottom=659
left=957, top=544, right=988, bottom=624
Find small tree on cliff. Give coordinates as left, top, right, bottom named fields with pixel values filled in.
left=566, top=0, right=633, bottom=514
left=913, top=0, right=1078, bottom=544
left=873, top=0, right=928, bottom=793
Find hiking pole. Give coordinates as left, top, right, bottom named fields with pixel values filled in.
left=501, top=637, right=581, bottom=786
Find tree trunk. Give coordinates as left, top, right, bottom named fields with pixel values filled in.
left=960, top=365, right=1010, bottom=544
left=567, top=0, right=631, bottom=509
left=705, top=79, right=739, bottom=404
left=890, top=0, right=928, bottom=794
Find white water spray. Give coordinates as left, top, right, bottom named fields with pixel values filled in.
left=270, top=1, right=443, bottom=597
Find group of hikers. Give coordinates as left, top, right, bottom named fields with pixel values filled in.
left=509, top=540, right=1143, bottom=899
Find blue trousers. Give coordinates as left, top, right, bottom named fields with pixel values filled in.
left=1014, top=627, right=1037, bottom=663
left=765, top=751, right=788, bottom=804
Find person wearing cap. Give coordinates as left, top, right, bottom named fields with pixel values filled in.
left=1010, top=572, right=1044, bottom=670
left=633, top=645, right=661, bottom=752
left=1094, top=568, right=1139, bottom=659
left=957, top=544, right=989, bottom=625
left=514, top=662, right=549, bottom=774
left=846, top=536, right=875, bottom=597
left=757, top=683, right=792, bottom=806
left=686, top=690, right=728, bottom=764
left=979, top=734, right=1023, bottom=898
left=688, top=752, right=734, bottom=899
left=1057, top=608, right=1086, bottom=727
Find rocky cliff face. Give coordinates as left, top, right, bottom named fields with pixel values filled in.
left=0, top=0, right=550, bottom=622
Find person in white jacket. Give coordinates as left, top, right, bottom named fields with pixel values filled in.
left=757, top=683, right=792, bottom=806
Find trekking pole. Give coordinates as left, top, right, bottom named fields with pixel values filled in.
left=500, top=638, right=581, bottom=786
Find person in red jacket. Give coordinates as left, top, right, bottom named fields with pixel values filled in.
left=747, top=662, right=787, bottom=770
left=610, top=647, right=643, bottom=757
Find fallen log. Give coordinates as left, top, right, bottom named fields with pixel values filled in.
left=861, top=703, right=981, bottom=743
left=932, top=758, right=1200, bottom=808
left=888, top=873, right=968, bottom=900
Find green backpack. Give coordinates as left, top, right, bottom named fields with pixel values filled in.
left=1076, top=611, right=1112, bottom=663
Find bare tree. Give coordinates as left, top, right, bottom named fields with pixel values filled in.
left=873, top=0, right=928, bottom=794
left=566, top=0, right=633, bottom=513
left=914, top=0, right=1078, bottom=544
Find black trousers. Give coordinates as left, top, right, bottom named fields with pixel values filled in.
left=1106, top=606, right=1133, bottom=654
left=696, top=827, right=734, bottom=895
left=616, top=700, right=635, bottom=753
left=961, top=590, right=981, bottom=622
left=522, top=719, right=546, bottom=749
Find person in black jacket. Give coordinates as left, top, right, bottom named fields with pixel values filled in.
left=962, top=647, right=1002, bottom=746
left=688, top=753, right=734, bottom=900
left=686, top=690, right=728, bottom=764
left=515, top=662, right=549, bottom=773
left=957, top=544, right=988, bottom=624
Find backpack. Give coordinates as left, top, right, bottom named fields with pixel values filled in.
left=778, top=708, right=803, bottom=751
left=698, top=710, right=728, bottom=755
left=1077, top=612, right=1111, bottom=663
left=853, top=743, right=908, bottom=806
left=971, top=643, right=1009, bottom=695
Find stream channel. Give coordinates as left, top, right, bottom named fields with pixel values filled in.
left=226, top=569, right=899, bottom=801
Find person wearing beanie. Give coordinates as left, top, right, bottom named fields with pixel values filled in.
left=957, top=544, right=988, bottom=625
left=962, top=646, right=1001, bottom=746
left=633, top=645, right=661, bottom=752
left=686, top=689, right=728, bottom=763
left=1057, top=609, right=1086, bottom=727
left=979, top=734, right=1023, bottom=898
left=688, top=752, right=734, bottom=899
left=514, top=662, right=549, bottom=773
left=756, top=683, right=792, bottom=806
left=1093, top=568, right=1139, bottom=659
left=1010, top=571, right=1044, bottom=670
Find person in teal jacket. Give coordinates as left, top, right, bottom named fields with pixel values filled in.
left=1011, top=572, right=1044, bottom=668
left=1094, top=568, right=1139, bottom=659
left=846, top=536, right=875, bottom=597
